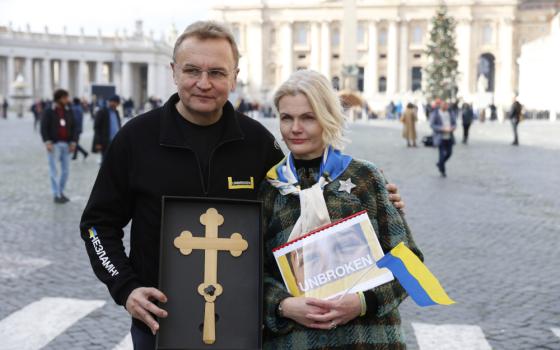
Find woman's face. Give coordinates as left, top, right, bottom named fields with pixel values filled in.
left=278, top=93, right=325, bottom=160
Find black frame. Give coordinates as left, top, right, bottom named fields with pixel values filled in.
left=156, top=196, right=263, bottom=350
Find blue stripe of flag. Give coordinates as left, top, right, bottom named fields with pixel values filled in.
left=376, top=253, right=437, bottom=307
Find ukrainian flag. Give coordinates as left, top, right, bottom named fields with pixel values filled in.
left=376, top=242, right=455, bottom=306
left=88, top=228, right=97, bottom=239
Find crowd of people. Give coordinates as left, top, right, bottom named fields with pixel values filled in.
left=37, top=89, right=125, bottom=203
left=394, top=97, right=523, bottom=177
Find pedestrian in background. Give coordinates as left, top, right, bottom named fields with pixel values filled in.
left=430, top=100, right=457, bottom=177
left=461, top=102, right=474, bottom=144
left=40, top=89, right=77, bottom=203
left=2, top=97, right=8, bottom=119
left=509, top=97, right=523, bottom=146
left=31, top=99, right=44, bottom=131
left=385, top=101, right=395, bottom=119
left=92, top=94, right=122, bottom=161
left=71, top=97, right=89, bottom=160
left=401, top=102, right=418, bottom=147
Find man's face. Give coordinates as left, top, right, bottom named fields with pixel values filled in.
left=58, top=95, right=70, bottom=106
left=171, top=37, right=238, bottom=121
left=109, top=101, right=119, bottom=109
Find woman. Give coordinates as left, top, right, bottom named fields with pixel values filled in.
left=401, top=102, right=418, bottom=147
left=259, top=70, right=423, bottom=349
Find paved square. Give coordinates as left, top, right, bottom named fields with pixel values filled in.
left=0, top=114, right=559, bottom=349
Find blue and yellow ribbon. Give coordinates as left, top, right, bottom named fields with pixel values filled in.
left=266, top=146, right=353, bottom=196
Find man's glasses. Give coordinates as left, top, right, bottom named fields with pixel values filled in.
left=182, top=65, right=230, bottom=82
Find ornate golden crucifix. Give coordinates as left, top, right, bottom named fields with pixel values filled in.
left=173, top=208, right=248, bottom=345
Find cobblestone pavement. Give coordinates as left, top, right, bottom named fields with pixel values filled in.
left=0, top=113, right=559, bottom=350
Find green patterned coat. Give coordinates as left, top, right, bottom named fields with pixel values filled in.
left=259, top=158, right=423, bottom=350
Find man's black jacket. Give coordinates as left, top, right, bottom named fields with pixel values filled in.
left=40, top=104, right=78, bottom=143
left=80, top=93, right=283, bottom=313
left=92, top=107, right=122, bottom=153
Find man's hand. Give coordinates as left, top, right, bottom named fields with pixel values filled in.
left=385, top=183, right=405, bottom=211
left=95, top=144, right=102, bottom=152
left=69, top=143, right=76, bottom=153
left=125, top=287, right=168, bottom=335
left=45, top=143, right=53, bottom=153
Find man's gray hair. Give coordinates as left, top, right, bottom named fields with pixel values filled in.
left=173, top=21, right=240, bottom=68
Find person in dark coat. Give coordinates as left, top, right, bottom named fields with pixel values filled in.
left=92, top=94, right=122, bottom=160
left=40, top=89, right=78, bottom=203
left=2, top=97, right=8, bottom=119
left=71, top=98, right=89, bottom=160
left=429, top=100, right=457, bottom=177
left=509, top=98, right=523, bottom=146
left=461, top=102, right=474, bottom=144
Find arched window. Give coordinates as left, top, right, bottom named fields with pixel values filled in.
left=332, top=76, right=340, bottom=90
left=378, top=76, right=387, bottom=93
left=357, top=23, right=366, bottom=45
left=477, top=53, right=495, bottom=92
left=411, top=67, right=422, bottom=91
left=412, top=26, right=423, bottom=44
left=482, top=25, right=493, bottom=45
left=379, top=29, right=387, bottom=46
left=331, top=28, right=340, bottom=47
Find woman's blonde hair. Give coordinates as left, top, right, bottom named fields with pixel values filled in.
left=273, top=70, right=348, bottom=150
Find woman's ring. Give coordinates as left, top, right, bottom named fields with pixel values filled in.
left=330, top=321, right=337, bottom=329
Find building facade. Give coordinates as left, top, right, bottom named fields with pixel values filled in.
left=518, top=12, right=560, bottom=120
left=211, top=0, right=559, bottom=115
left=0, top=21, right=175, bottom=107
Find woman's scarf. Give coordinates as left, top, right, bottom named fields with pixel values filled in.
left=266, top=146, right=353, bottom=241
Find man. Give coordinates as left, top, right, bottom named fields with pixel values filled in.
left=31, top=99, right=44, bottom=131
left=509, top=97, right=523, bottom=146
left=2, top=97, right=7, bottom=119
left=80, top=21, right=405, bottom=349
left=461, top=102, right=474, bottom=144
left=92, top=95, right=122, bottom=159
left=72, top=97, right=89, bottom=160
left=430, top=100, right=457, bottom=177
left=40, top=89, right=77, bottom=203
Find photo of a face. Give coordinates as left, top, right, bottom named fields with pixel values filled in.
left=288, top=223, right=373, bottom=293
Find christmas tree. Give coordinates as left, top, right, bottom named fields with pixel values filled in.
left=424, top=4, right=459, bottom=102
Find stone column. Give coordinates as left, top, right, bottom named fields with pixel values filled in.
left=364, top=21, right=378, bottom=98
left=497, top=17, right=514, bottom=118
left=387, top=19, right=399, bottom=95
left=24, top=56, right=33, bottom=96
left=42, top=58, right=51, bottom=99
left=399, top=20, right=409, bottom=93
left=60, top=59, right=69, bottom=90
left=320, top=21, right=331, bottom=80
left=247, top=21, right=264, bottom=99
left=6, top=56, right=14, bottom=98
left=77, top=60, right=87, bottom=98
left=280, top=21, right=293, bottom=81
left=121, top=61, right=131, bottom=99
left=310, top=22, right=321, bottom=72
left=456, top=18, right=472, bottom=100
left=148, top=62, right=157, bottom=99
left=95, top=61, right=103, bottom=83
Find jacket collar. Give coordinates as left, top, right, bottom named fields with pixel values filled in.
left=159, top=93, right=245, bottom=147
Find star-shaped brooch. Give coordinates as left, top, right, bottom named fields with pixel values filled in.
left=338, top=178, right=356, bottom=193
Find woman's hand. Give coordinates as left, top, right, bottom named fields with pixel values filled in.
left=280, top=297, right=330, bottom=328
left=304, top=294, right=362, bottom=330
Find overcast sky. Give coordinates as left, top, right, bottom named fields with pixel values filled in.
left=0, top=0, right=222, bottom=36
